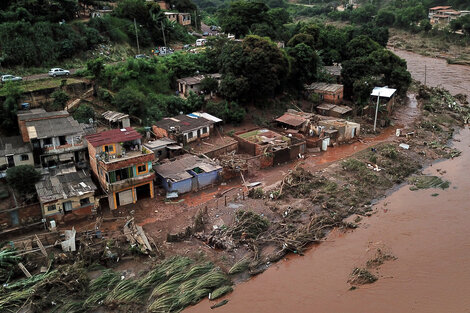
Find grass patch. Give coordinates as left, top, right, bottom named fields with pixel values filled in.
left=0, top=78, right=86, bottom=96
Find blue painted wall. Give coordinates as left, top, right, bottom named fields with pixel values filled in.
left=189, top=169, right=221, bottom=189
left=158, top=168, right=220, bottom=194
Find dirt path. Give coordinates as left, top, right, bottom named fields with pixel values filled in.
left=22, top=68, right=79, bottom=81
left=186, top=127, right=470, bottom=313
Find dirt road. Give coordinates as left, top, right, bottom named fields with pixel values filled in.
left=22, top=68, right=79, bottom=81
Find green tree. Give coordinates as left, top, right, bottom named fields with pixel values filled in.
left=219, top=36, right=288, bottom=103
left=6, top=165, right=41, bottom=197
left=287, top=43, right=320, bottom=89
left=51, top=90, right=69, bottom=110
left=86, top=57, right=104, bottom=95
left=113, top=86, right=147, bottom=117
left=218, top=1, right=272, bottom=38
left=287, top=33, right=315, bottom=49
left=73, top=103, right=95, bottom=123
left=199, top=77, right=219, bottom=97
left=375, top=10, right=396, bottom=26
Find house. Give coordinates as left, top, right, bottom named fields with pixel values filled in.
left=0, top=136, right=34, bottom=170
left=428, top=6, right=462, bottom=25
left=35, top=166, right=97, bottom=221
left=316, top=103, right=352, bottom=118
left=153, top=113, right=221, bottom=144
left=324, top=64, right=342, bottom=82
left=17, top=109, right=90, bottom=168
left=164, top=12, right=191, bottom=26
left=178, top=13, right=191, bottom=26
left=154, top=155, right=222, bottom=195
left=234, top=128, right=306, bottom=167
left=91, top=8, right=113, bottom=18
left=143, top=138, right=183, bottom=161
left=102, top=111, right=131, bottom=129
left=176, top=74, right=221, bottom=97
left=85, top=127, right=155, bottom=210
left=316, top=119, right=361, bottom=144
left=305, top=83, right=344, bottom=104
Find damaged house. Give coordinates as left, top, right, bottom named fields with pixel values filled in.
left=153, top=113, right=221, bottom=145
left=234, top=128, right=306, bottom=167
left=102, top=111, right=131, bottom=129
left=35, top=166, right=97, bottom=221
left=0, top=136, right=34, bottom=171
left=176, top=74, right=221, bottom=98
left=143, top=137, right=183, bottom=161
left=154, top=155, right=222, bottom=195
left=305, top=82, right=344, bottom=104
left=364, top=86, right=397, bottom=126
left=17, top=109, right=90, bottom=168
left=86, top=128, right=155, bottom=210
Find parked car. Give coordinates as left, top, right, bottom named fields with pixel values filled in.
left=48, top=68, right=70, bottom=77
left=195, top=39, right=207, bottom=47
left=1, top=74, right=22, bottom=83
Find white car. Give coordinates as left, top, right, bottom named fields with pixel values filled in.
left=1, top=74, right=22, bottom=83
left=48, top=68, right=70, bottom=77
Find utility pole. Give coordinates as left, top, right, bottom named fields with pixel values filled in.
left=194, top=10, right=198, bottom=31
left=134, top=18, right=140, bottom=54
left=424, top=64, right=427, bottom=85
left=161, top=21, right=167, bottom=48
left=373, top=91, right=380, bottom=133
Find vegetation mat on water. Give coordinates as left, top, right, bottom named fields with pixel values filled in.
left=348, top=268, right=378, bottom=285
left=408, top=175, right=450, bottom=190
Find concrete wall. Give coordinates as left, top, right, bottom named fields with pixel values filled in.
left=0, top=203, right=42, bottom=230
left=203, top=141, right=238, bottom=158
left=0, top=152, right=34, bottom=168
left=41, top=192, right=95, bottom=218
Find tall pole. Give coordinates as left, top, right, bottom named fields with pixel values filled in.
left=373, top=92, right=380, bottom=133
left=161, top=21, right=167, bottom=48
left=194, top=10, right=198, bottom=31
left=134, top=18, right=140, bottom=54
left=424, top=64, right=427, bottom=86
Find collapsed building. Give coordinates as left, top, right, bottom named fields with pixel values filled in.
left=233, top=128, right=306, bottom=167
left=275, top=110, right=360, bottom=150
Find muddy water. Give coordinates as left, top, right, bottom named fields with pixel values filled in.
left=186, top=127, right=470, bottom=313
left=391, top=48, right=470, bottom=97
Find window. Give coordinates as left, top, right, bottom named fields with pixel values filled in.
left=108, top=167, right=133, bottom=183
left=43, top=138, right=52, bottom=146
left=137, top=163, right=148, bottom=175
left=202, top=127, right=208, bottom=134
left=187, top=132, right=193, bottom=139
left=20, top=154, right=29, bottom=161
left=103, top=144, right=115, bottom=154
left=80, top=198, right=90, bottom=206
left=47, top=205, right=56, bottom=212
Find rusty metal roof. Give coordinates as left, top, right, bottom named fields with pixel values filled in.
left=85, top=127, right=141, bottom=147
left=275, top=113, right=307, bottom=127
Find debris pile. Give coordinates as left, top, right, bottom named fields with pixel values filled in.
left=348, top=268, right=378, bottom=285
left=408, top=175, right=450, bottom=190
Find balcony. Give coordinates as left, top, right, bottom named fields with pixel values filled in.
left=106, top=171, right=155, bottom=193
left=98, top=148, right=155, bottom=172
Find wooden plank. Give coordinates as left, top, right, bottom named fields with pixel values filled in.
left=18, top=262, right=32, bottom=278
left=35, top=235, right=47, bottom=257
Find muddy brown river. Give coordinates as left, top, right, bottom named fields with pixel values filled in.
left=186, top=51, right=470, bottom=312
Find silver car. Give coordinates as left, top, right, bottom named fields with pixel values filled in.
left=48, top=68, right=70, bottom=77
left=1, top=74, right=22, bottom=82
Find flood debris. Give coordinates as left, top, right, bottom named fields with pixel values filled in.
left=123, top=218, right=154, bottom=253
left=211, top=299, right=229, bottom=309
left=408, top=175, right=450, bottom=190
left=366, top=249, right=397, bottom=269
left=348, top=268, right=378, bottom=285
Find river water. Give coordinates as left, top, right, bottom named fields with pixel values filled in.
left=186, top=51, right=470, bottom=312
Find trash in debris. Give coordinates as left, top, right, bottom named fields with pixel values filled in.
left=123, top=218, right=153, bottom=253
left=60, top=227, right=76, bottom=252
left=399, top=143, right=410, bottom=150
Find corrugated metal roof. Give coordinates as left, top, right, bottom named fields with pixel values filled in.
left=154, top=114, right=214, bottom=133
left=306, top=82, right=343, bottom=93
left=371, top=87, right=397, bottom=98
left=17, top=109, right=69, bottom=121
left=143, top=138, right=176, bottom=150
left=275, top=113, right=307, bottom=127
left=155, top=155, right=221, bottom=183
left=102, top=111, right=129, bottom=122
left=35, top=170, right=97, bottom=204
left=25, top=116, right=84, bottom=139
left=85, top=127, right=141, bottom=147
left=192, top=112, right=223, bottom=123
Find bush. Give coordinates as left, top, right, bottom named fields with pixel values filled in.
left=51, top=90, right=69, bottom=110
left=73, top=103, right=95, bottom=123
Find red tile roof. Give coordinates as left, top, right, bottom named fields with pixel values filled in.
left=86, top=127, right=142, bottom=147
left=430, top=6, right=452, bottom=10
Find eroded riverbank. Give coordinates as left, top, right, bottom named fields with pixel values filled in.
left=186, top=126, right=470, bottom=313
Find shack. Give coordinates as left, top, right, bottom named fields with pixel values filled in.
left=364, top=86, right=397, bottom=126
left=143, top=138, right=182, bottom=161
left=154, top=155, right=222, bottom=195
left=316, top=119, right=361, bottom=144
left=102, top=111, right=130, bottom=129
left=35, top=166, right=97, bottom=221
left=0, top=136, right=34, bottom=171
left=316, top=104, right=352, bottom=118
left=305, top=82, right=344, bottom=104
